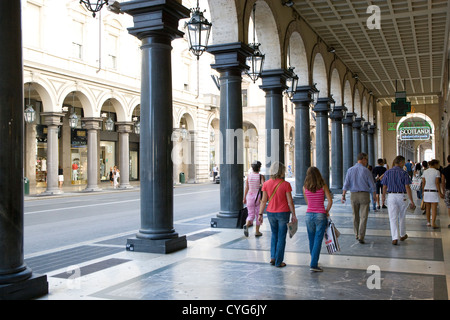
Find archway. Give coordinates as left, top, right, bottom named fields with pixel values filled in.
left=396, top=113, right=435, bottom=162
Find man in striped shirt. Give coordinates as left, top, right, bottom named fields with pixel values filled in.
left=381, top=155, right=415, bottom=245
left=342, top=153, right=376, bottom=244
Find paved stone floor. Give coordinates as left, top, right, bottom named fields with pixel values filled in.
left=34, top=192, right=450, bottom=302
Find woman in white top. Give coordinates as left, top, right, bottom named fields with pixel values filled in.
left=421, top=159, right=443, bottom=228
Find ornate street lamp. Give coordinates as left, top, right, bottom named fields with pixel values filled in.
left=105, top=117, right=114, bottom=131
left=311, top=83, right=320, bottom=106
left=186, top=0, right=212, bottom=59
left=24, top=105, right=36, bottom=124
left=24, top=83, right=36, bottom=124
left=134, top=119, right=140, bottom=134
left=69, top=92, right=79, bottom=128
left=285, top=67, right=298, bottom=100
left=246, top=3, right=265, bottom=83
left=79, top=0, right=109, bottom=17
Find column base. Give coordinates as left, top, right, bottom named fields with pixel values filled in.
left=126, top=236, right=187, bottom=254
left=210, top=216, right=240, bottom=229
left=0, top=274, right=48, bottom=300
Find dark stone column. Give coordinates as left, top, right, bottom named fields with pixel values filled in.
left=260, top=69, right=290, bottom=176
left=368, top=124, right=376, bottom=167
left=330, top=105, right=344, bottom=193
left=122, top=0, right=189, bottom=252
left=117, top=122, right=134, bottom=189
left=40, top=113, right=65, bottom=195
left=207, top=42, right=252, bottom=228
left=361, top=121, right=369, bottom=154
left=342, top=112, right=354, bottom=177
left=0, top=0, right=48, bottom=299
left=292, top=86, right=314, bottom=204
left=352, top=116, right=363, bottom=162
left=313, top=97, right=331, bottom=186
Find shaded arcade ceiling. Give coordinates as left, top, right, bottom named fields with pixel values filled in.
left=290, top=0, right=450, bottom=107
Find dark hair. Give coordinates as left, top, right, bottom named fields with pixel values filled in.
left=393, top=155, right=405, bottom=165
left=415, top=163, right=421, bottom=171
left=377, top=158, right=384, bottom=165
left=251, top=161, right=262, bottom=172
left=357, top=153, right=368, bottom=161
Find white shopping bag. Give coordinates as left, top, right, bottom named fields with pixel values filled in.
left=324, top=219, right=340, bottom=254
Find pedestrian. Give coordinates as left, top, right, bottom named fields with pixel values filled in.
left=440, top=155, right=450, bottom=228
left=58, top=166, right=64, bottom=189
left=372, top=158, right=387, bottom=209
left=110, top=167, right=114, bottom=187
left=243, top=160, right=265, bottom=237
left=213, top=165, right=218, bottom=182
left=114, top=166, right=120, bottom=189
left=421, top=159, right=443, bottom=228
left=303, top=166, right=333, bottom=272
left=341, top=153, right=376, bottom=244
left=413, top=162, right=423, bottom=200
left=258, top=161, right=297, bottom=268
left=405, top=159, right=413, bottom=179
left=367, top=165, right=377, bottom=211
left=381, top=155, right=416, bottom=245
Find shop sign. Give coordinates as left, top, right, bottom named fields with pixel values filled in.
left=399, top=126, right=430, bottom=140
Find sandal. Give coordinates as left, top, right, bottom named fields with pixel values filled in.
left=270, top=259, right=275, bottom=265
left=276, top=262, right=286, bottom=268
left=255, top=232, right=263, bottom=237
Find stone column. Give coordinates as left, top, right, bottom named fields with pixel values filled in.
left=353, top=116, right=363, bottom=162
left=83, top=118, right=102, bottom=192
left=330, top=105, right=344, bottom=193
left=313, top=97, right=331, bottom=186
left=260, top=69, right=289, bottom=176
left=292, top=86, right=314, bottom=204
left=117, top=122, right=133, bottom=189
left=207, top=42, right=252, bottom=228
left=41, top=112, right=64, bottom=195
left=188, top=130, right=196, bottom=183
left=342, top=111, right=354, bottom=177
left=368, top=124, right=376, bottom=166
left=122, top=0, right=189, bottom=252
left=0, top=0, right=47, bottom=299
left=361, top=121, right=369, bottom=154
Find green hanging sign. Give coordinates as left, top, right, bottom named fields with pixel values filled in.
left=391, top=91, right=411, bottom=116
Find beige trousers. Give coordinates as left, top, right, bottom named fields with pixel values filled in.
left=350, top=192, right=370, bottom=241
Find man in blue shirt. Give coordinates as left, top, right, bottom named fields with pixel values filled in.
left=342, top=153, right=376, bottom=244
left=381, top=155, right=415, bottom=245
left=405, top=159, right=413, bottom=179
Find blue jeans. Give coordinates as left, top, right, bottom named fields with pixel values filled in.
left=305, top=212, right=328, bottom=268
left=267, top=211, right=290, bottom=266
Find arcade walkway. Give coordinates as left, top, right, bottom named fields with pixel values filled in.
left=30, top=185, right=449, bottom=301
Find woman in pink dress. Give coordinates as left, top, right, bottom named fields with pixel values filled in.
left=243, top=161, right=265, bottom=237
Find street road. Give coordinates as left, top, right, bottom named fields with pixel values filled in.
left=24, top=183, right=220, bottom=257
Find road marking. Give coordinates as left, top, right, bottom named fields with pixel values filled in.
left=25, top=190, right=218, bottom=215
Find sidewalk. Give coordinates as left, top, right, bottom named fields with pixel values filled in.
left=26, top=188, right=449, bottom=301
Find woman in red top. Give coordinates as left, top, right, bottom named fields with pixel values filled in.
left=258, top=162, right=297, bottom=268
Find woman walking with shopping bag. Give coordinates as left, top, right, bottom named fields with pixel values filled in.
left=258, top=162, right=297, bottom=268
left=303, top=167, right=333, bottom=272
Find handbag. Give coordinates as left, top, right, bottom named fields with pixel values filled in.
left=255, top=174, right=262, bottom=204
left=420, top=199, right=426, bottom=210
left=237, top=207, right=248, bottom=228
left=287, top=220, right=298, bottom=238
left=324, top=219, right=340, bottom=254
left=410, top=176, right=422, bottom=191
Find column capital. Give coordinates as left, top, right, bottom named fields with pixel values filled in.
left=259, top=69, right=290, bottom=92
left=82, top=117, right=103, bottom=130
left=120, top=0, right=190, bottom=40
left=330, top=105, right=344, bottom=120
left=313, top=97, right=331, bottom=114
left=41, top=112, right=64, bottom=126
left=292, top=85, right=315, bottom=106
left=342, top=112, right=355, bottom=125
left=352, top=117, right=363, bottom=128
left=207, top=42, right=253, bottom=73
left=116, top=122, right=134, bottom=134
left=362, top=121, right=370, bottom=132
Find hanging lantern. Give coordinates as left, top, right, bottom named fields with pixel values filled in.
left=79, top=0, right=109, bottom=17
left=134, top=121, right=140, bottom=134
left=186, top=0, right=212, bottom=59
left=285, top=67, right=298, bottom=100
left=69, top=111, right=79, bottom=128
left=311, top=83, right=320, bottom=106
left=24, top=105, right=36, bottom=124
left=246, top=4, right=265, bottom=83
left=105, top=117, right=114, bottom=131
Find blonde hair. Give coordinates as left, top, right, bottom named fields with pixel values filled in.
left=303, top=166, right=325, bottom=193
left=269, top=161, right=285, bottom=180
